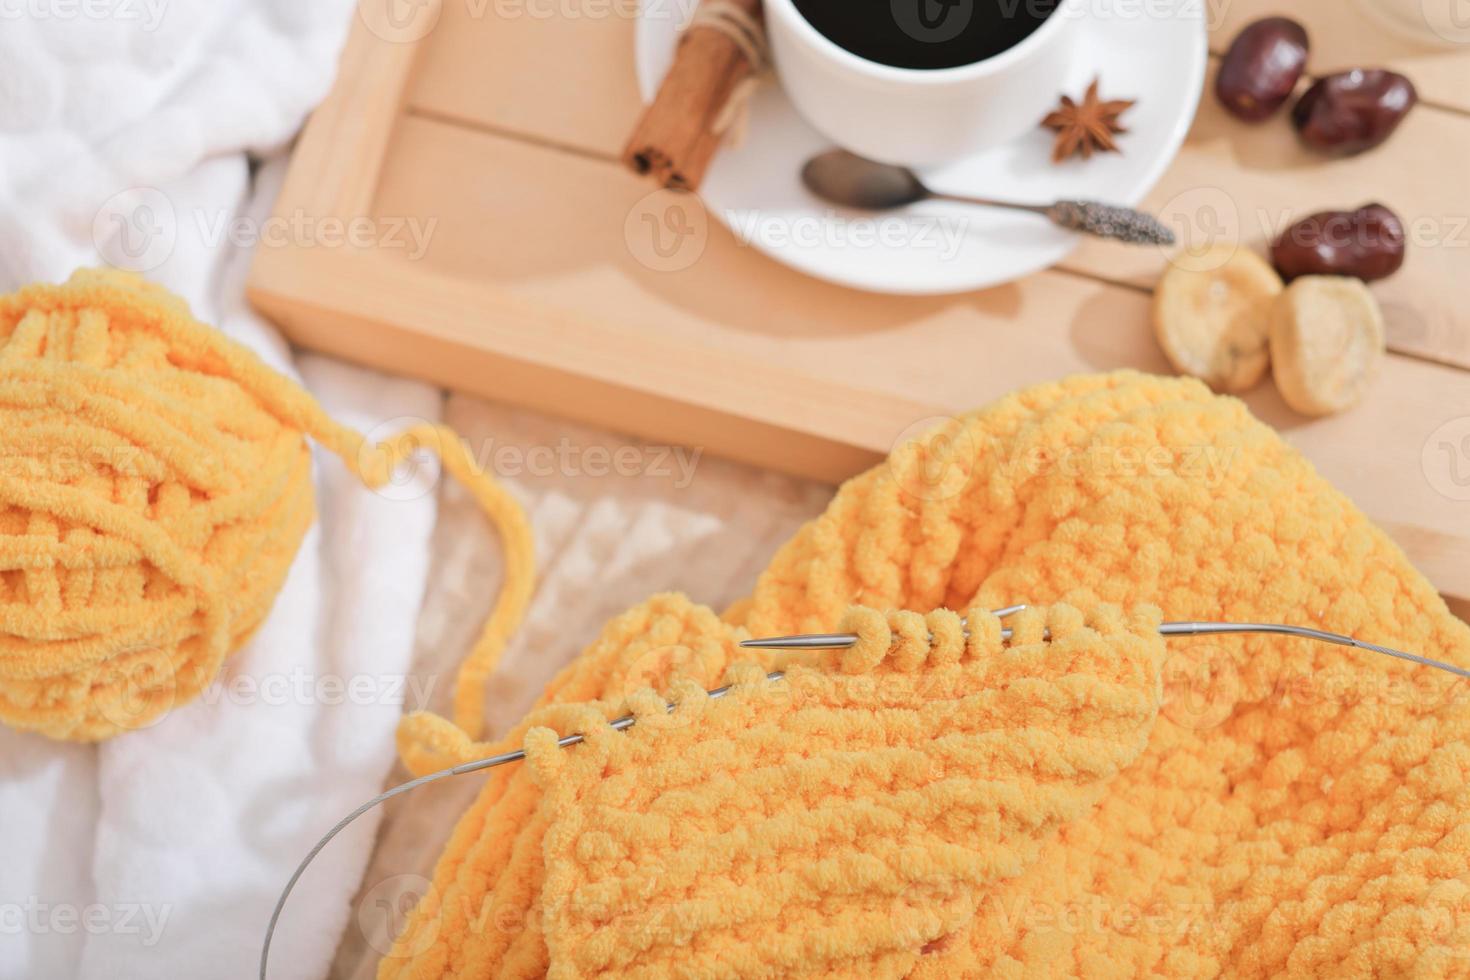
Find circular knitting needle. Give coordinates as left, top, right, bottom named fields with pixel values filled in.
left=740, top=619, right=1470, bottom=680
left=259, top=672, right=783, bottom=980
left=260, top=607, right=1035, bottom=976
left=262, top=606, right=1466, bottom=978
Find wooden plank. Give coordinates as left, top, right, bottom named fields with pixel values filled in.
left=400, top=0, right=1470, bottom=151
left=248, top=258, right=894, bottom=480
left=404, top=0, right=642, bottom=157
left=366, top=116, right=1173, bottom=407
left=398, top=1, right=1470, bottom=368
left=1450, top=595, right=1470, bottom=625
left=1060, top=58, right=1470, bottom=370
left=251, top=116, right=1470, bottom=600
left=1211, top=0, right=1470, bottom=115
left=279, top=0, right=439, bottom=219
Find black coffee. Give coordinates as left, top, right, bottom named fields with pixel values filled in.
left=791, top=0, right=1060, bottom=70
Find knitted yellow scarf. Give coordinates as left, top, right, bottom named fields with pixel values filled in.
left=2, top=273, right=1465, bottom=975
left=385, top=374, right=1470, bottom=977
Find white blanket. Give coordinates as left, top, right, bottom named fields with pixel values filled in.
left=0, top=6, right=835, bottom=980
left=0, top=4, right=442, bottom=979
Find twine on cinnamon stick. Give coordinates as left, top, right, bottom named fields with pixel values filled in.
left=622, top=0, right=768, bottom=191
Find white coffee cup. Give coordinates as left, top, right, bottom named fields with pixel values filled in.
left=765, top=0, right=1085, bottom=167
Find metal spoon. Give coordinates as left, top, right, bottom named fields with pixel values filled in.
left=801, top=148, right=1175, bottom=246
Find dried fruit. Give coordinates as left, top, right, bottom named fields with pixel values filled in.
left=1152, top=245, right=1283, bottom=393
left=1271, top=204, right=1406, bottom=282
left=1292, top=69, right=1416, bottom=155
left=1269, top=276, right=1385, bottom=415
left=1041, top=79, right=1135, bottom=163
left=1216, top=17, right=1310, bottom=122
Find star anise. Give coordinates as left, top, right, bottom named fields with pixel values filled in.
left=1041, top=78, right=1135, bottom=164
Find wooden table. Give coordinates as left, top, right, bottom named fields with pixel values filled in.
left=249, top=0, right=1470, bottom=602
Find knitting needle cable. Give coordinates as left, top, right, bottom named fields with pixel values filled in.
left=258, top=672, right=780, bottom=980
left=743, top=618, right=1470, bottom=680
left=259, top=607, right=1467, bottom=978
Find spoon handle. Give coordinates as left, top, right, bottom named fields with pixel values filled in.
left=929, top=193, right=1175, bottom=246
left=1044, top=200, right=1176, bottom=246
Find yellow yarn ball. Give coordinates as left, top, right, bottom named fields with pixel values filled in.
left=0, top=269, right=532, bottom=743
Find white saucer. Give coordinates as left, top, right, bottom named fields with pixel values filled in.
left=634, top=4, right=1207, bottom=295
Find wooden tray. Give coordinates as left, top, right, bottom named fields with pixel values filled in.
left=248, top=0, right=1470, bottom=601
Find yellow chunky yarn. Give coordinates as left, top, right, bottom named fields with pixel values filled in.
left=0, top=270, right=531, bottom=743
left=386, top=373, right=1470, bottom=977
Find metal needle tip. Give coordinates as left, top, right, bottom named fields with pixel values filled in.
left=740, top=605, right=1029, bottom=651
left=741, top=633, right=857, bottom=650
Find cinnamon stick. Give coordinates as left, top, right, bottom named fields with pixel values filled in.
left=622, top=0, right=764, bottom=191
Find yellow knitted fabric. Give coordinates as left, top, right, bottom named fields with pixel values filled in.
left=385, top=372, right=1470, bottom=977
left=0, top=270, right=532, bottom=742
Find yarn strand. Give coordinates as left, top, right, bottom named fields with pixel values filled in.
left=0, top=269, right=533, bottom=744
